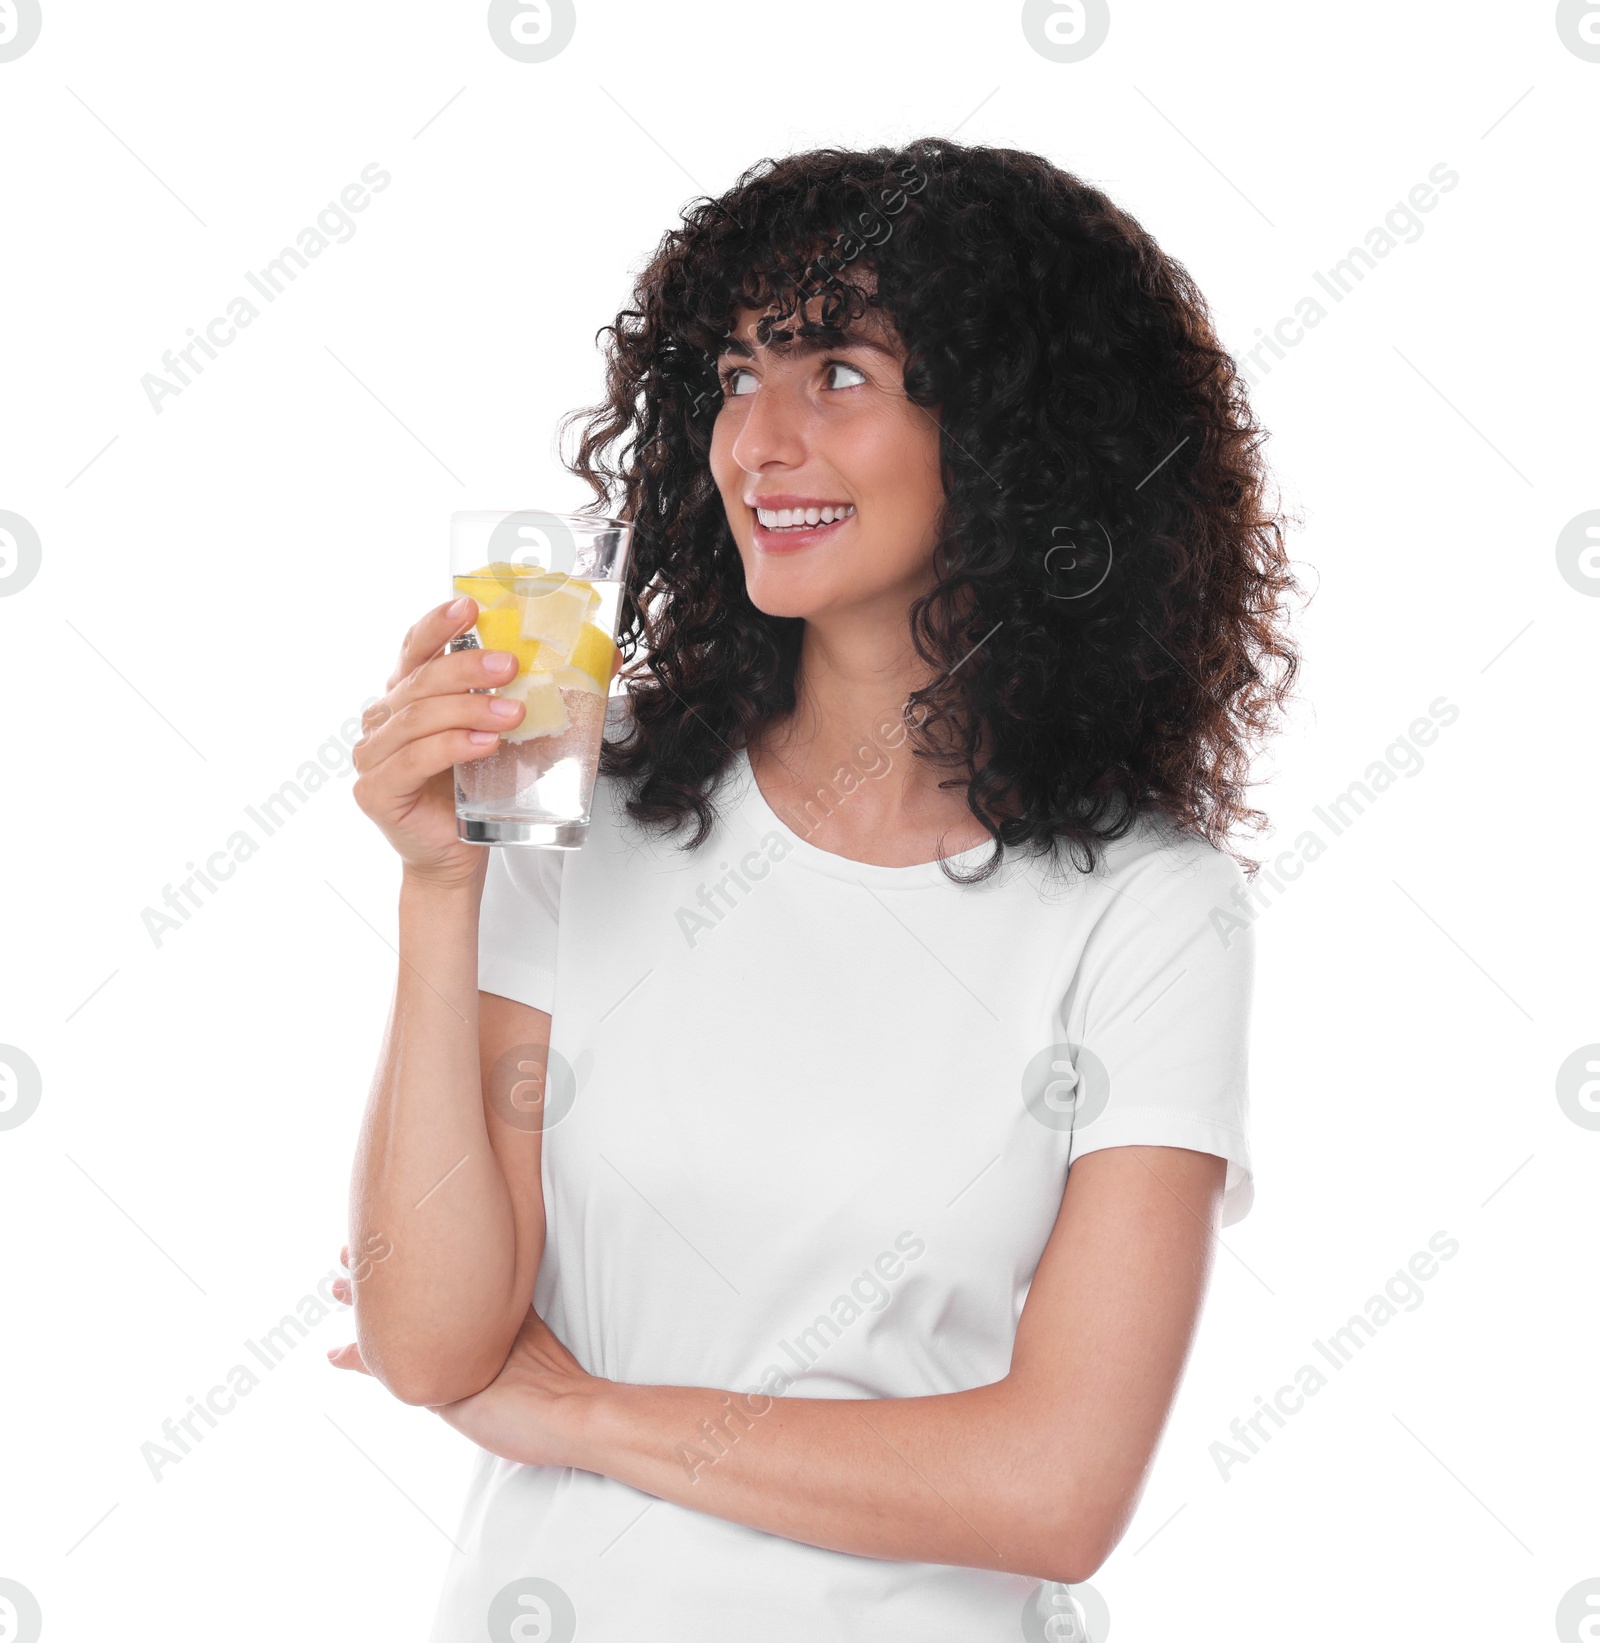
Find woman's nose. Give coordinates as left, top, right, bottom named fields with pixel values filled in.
left=729, top=378, right=809, bottom=472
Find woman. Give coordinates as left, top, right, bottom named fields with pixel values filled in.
left=333, top=137, right=1298, bottom=1640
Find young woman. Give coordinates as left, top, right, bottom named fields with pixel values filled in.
left=332, top=138, right=1298, bottom=1640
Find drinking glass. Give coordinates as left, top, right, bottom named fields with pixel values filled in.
left=449, top=509, right=632, bottom=847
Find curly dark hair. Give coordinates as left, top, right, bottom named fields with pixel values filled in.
left=560, top=136, right=1302, bottom=884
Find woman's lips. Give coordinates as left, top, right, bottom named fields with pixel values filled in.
left=750, top=509, right=854, bottom=553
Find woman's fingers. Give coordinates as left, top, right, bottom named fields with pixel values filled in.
left=373, top=647, right=520, bottom=737
left=330, top=1257, right=370, bottom=1374
left=355, top=641, right=522, bottom=792
left=354, top=689, right=525, bottom=774
left=357, top=727, right=521, bottom=816
left=387, top=597, right=478, bottom=692
left=330, top=1248, right=371, bottom=1380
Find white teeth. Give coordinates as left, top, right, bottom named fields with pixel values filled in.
left=754, top=504, right=855, bottom=530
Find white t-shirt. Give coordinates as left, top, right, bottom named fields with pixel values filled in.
left=427, top=704, right=1254, bottom=1642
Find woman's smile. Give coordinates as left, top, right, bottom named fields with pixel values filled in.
left=748, top=494, right=858, bottom=553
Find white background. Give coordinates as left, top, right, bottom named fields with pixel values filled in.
left=1, top=2, right=1596, bottom=1639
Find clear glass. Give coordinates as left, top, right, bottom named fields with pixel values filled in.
left=449, top=509, right=632, bottom=848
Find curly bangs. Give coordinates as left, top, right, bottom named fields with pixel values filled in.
left=561, top=135, right=1302, bottom=883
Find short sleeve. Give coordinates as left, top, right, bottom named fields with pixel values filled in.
left=477, top=845, right=564, bottom=1015
left=1059, top=834, right=1256, bottom=1225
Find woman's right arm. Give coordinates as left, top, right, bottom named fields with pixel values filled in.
left=343, top=596, right=550, bottom=1408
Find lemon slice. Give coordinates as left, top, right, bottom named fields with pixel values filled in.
left=553, top=666, right=602, bottom=696
left=497, top=671, right=569, bottom=742
left=519, top=576, right=601, bottom=653
left=473, top=604, right=528, bottom=657
left=565, top=621, right=617, bottom=692
left=468, top=615, right=569, bottom=677
left=453, top=577, right=513, bottom=611
left=455, top=565, right=522, bottom=608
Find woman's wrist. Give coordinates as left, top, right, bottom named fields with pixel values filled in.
left=399, top=857, right=487, bottom=903
left=455, top=1364, right=622, bottom=1472
left=556, top=1379, right=705, bottom=1490
left=547, top=1372, right=625, bottom=1472
left=532, top=1373, right=620, bottom=1478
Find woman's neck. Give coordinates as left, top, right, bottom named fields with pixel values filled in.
left=748, top=705, right=996, bottom=869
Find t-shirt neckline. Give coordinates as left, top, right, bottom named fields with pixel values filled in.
left=734, top=746, right=996, bottom=888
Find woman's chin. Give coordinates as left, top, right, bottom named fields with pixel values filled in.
left=743, top=568, right=930, bottom=625
left=740, top=569, right=853, bottom=622
left=746, top=590, right=823, bottom=621
left=738, top=557, right=824, bottom=620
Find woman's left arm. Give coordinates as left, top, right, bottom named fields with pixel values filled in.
left=379, top=1143, right=1226, bottom=1586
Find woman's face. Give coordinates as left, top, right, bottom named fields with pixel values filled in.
left=708, top=292, right=945, bottom=624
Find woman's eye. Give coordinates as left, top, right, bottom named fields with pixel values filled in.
left=825, top=361, right=868, bottom=389
left=720, top=366, right=757, bottom=397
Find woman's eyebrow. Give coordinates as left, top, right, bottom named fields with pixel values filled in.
left=716, top=331, right=900, bottom=362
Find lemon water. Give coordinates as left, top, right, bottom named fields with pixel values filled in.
left=452, top=565, right=622, bottom=846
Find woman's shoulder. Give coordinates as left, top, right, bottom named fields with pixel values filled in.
left=1015, top=802, right=1247, bottom=905
left=1072, top=810, right=1253, bottom=962
left=1099, top=808, right=1247, bottom=891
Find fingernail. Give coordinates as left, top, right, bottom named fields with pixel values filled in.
left=489, top=697, right=522, bottom=718
left=483, top=651, right=516, bottom=674
left=468, top=730, right=499, bottom=744
left=447, top=596, right=473, bottom=618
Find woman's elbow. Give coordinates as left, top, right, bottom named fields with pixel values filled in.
left=1042, top=1534, right=1111, bottom=1588
left=356, top=1330, right=504, bottom=1409
left=383, top=1368, right=481, bottom=1409
left=1014, top=1484, right=1120, bottom=1586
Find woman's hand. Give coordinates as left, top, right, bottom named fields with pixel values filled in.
left=328, top=1244, right=600, bottom=1468
left=351, top=596, right=525, bottom=889
left=430, top=1306, right=600, bottom=1467
left=326, top=1243, right=374, bottom=1375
